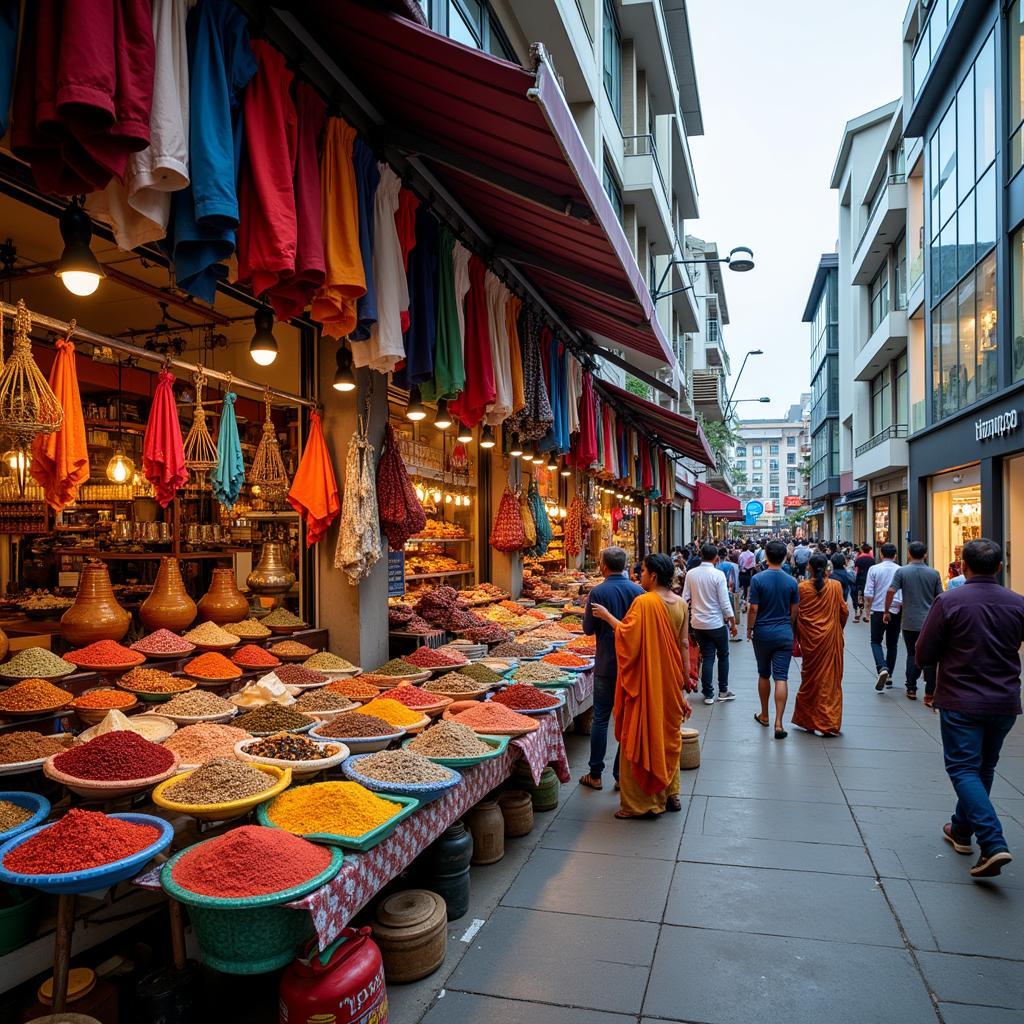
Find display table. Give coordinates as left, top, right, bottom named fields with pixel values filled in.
left=556, top=668, right=593, bottom=729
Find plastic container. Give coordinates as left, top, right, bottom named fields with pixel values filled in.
left=0, top=791, right=50, bottom=842
left=0, top=883, right=38, bottom=955
left=417, top=821, right=472, bottom=921
left=151, top=763, right=291, bottom=822
left=400, top=733, right=509, bottom=768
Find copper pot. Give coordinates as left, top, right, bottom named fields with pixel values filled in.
left=246, top=541, right=296, bottom=596
left=197, top=567, right=250, bottom=624
left=0, top=627, right=8, bottom=663
left=60, top=561, right=131, bottom=644
left=140, top=557, right=197, bottom=632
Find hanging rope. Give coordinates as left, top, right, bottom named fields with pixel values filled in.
left=182, top=367, right=219, bottom=474
left=249, top=386, right=290, bottom=505
left=0, top=299, right=63, bottom=449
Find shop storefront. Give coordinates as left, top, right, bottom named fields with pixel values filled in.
left=868, top=474, right=908, bottom=561
left=834, top=486, right=866, bottom=546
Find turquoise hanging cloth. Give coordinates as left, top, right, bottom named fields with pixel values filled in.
left=529, top=479, right=552, bottom=556
left=211, top=392, right=245, bottom=510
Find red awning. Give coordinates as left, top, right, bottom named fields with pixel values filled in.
left=299, top=0, right=674, bottom=370
left=693, top=482, right=741, bottom=516
left=597, top=382, right=715, bottom=467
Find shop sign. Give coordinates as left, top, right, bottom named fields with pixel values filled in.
left=783, top=496, right=803, bottom=508
left=764, top=500, right=776, bottom=513
left=871, top=473, right=907, bottom=497
left=387, top=550, right=406, bottom=598
left=743, top=500, right=764, bottom=526
left=975, top=408, right=1019, bottom=442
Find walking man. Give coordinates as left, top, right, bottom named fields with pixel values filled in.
left=852, top=543, right=875, bottom=622
left=580, top=546, right=644, bottom=791
left=864, top=542, right=902, bottom=691
left=915, top=539, right=1023, bottom=878
left=682, top=542, right=738, bottom=705
left=884, top=541, right=942, bottom=705
left=792, top=537, right=812, bottom=579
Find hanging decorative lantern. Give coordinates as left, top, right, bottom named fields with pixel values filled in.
left=182, top=368, right=219, bottom=475
left=248, top=387, right=290, bottom=506
left=106, top=450, right=135, bottom=484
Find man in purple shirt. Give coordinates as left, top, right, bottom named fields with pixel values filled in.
left=916, top=538, right=1024, bottom=879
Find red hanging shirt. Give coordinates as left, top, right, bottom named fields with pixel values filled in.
left=449, top=256, right=496, bottom=428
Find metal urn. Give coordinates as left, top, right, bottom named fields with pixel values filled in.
left=246, top=540, right=296, bottom=597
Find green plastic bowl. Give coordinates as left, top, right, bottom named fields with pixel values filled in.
left=160, top=845, right=342, bottom=974
left=400, top=732, right=510, bottom=768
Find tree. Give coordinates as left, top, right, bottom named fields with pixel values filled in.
left=698, top=415, right=741, bottom=475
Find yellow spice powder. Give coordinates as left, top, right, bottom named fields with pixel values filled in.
left=267, top=781, right=398, bottom=836
left=359, top=698, right=425, bottom=727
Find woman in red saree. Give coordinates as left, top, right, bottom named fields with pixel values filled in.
left=792, top=553, right=848, bottom=736
left=590, top=553, right=692, bottom=818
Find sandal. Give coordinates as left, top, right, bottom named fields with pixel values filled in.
left=666, top=796, right=682, bottom=812
left=615, top=809, right=658, bottom=820
left=774, top=728, right=788, bottom=739
left=579, top=773, right=603, bottom=791
left=754, top=712, right=769, bottom=728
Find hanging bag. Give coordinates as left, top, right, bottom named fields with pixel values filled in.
left=490, top=484, right=526, bottom=552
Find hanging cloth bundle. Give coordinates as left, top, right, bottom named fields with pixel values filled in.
left=334, top=400, right=381, bottom=584
left=505, top=310, right=553, bottom=443
left=376, top=422, right=426, bottom=550
left=529, top=479, right=552, bottom=556
left=249, top=388, right=290, bottom=506
left=0, top=300, right=63, bottom=451
left=182, top=369, right=219, bottom=474
left=490, top=483, right=525, bottom=552
left=288, top=411, right=341, bottom=547
left=211, top=387, right=245, bottom=510
left=519, top=488, right=536, bottom=550
left=143, top=370, right=188, bottom=508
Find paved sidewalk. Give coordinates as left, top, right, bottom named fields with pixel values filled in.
left=393, top=627, right=1024, bottom=1024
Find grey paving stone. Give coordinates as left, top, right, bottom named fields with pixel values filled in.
left=540, top=814, right=684, bottom=860
left=825, top=746, right=946, bottom=769
left=906, top=878, right=1024, bottom=958
left=419, top=991, right=634, bottom=1024
left=700, top=737, right=831, bottom=765
left=664, top=862, right=903, bottom=946
left=833, top=763, right=959, bottom=793
left=692, top=776, right=847, bottom=803
left=916, top=950, right=1024, bottom=1009
left=447, top=906, right=657, bottom=1014
left=877, top=877, right=939, bottom=951
left=939, top=1004, right=1024, bottom=1024
left=828, top=727, right=941, bottom=751
left=644, top=925, right=938, bottom=1024
left=554, top=783, right=626, bottom=822
left=844, top=788, right=964, bottom=811
left=698, top=795, right=861, bottom=845
left=677, top=832, right=876, bottom=875
left=996, top=756, right=1024, bottom=794
left=501, top=846, right=674, bottom=921
left=691, top=755, right=841, bottom=788
left=866, top=831, right=1024, bottom=888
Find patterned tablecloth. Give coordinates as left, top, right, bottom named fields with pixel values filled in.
left=557, top=668, right=593, bottom=728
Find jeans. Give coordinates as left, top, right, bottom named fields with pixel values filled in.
left=939, top=709, right=1017, bottom=854
left=901, top=629, right=936, bottom=695
left=693, top=625, right=730, bottom=699
left=589, top=673, right=618, bottom=779
left=869, top=611, right=901, bottom=674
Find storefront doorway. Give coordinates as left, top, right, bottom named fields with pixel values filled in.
left=1004, top=456, right=1024, bottom=593
left=930, top=466, right=981, bottom=586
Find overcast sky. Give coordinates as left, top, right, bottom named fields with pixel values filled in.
left=687, top=0, right=904, bottom=420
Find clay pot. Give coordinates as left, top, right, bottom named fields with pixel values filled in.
left=60, top=561, right=130, bottom=644
left=372, top=890, right=446, bottom=983
left=680, top=726, right=700, bottom=770
left=196, top=568, right=249, bottom=625
left=140, top=557, right=197, bottom=632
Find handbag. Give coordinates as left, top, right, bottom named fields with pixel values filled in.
left=792, top=635, right=803, bottom=658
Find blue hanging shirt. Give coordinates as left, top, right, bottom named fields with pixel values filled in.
left=394, top=206, right=439, bottom=388
left=350, top=138, right=379, bottom=341
left=211, top=392, right=245, bottom=510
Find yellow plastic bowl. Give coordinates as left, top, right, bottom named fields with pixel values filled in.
left=151, top=762, right=291, bottom=822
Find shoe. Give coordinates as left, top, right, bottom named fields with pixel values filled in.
left=923, top=694, right=934, bottom=708
left=886, top=681, right=893, bottom=688
left=942, top=823, right=972, bottom=855
left=970, top=849, right=1013, bottom=878
left=906, top=689, right=917, bottom=700
left=875, top=669, right=889, bottom=691
left=718, top=691, right=736, bottom=702
left=703, top=697, right=715, bottom=706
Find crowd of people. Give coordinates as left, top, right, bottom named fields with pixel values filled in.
left=580, top=534, right=1023, bottom=881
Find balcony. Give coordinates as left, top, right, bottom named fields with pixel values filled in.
left=851, top=175, right=907, bottom=285
left=691, top=368, right=727, bottom=422
left=623, top=134, right=673, bottom=251
left=705, top=321, right=728, bottom=369
left=854, top=307, right=908, bottom=381
left=618, top=0, right=677, bottom=116
left=853, top=424, right=909, bottom=480
left=671, top=114, right=699, bottom=219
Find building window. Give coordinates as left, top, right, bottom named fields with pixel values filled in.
left=1012, top=1, right=1024, bottom=175
left=603, top=160, right=623, bottom=222
left=432, top=0, right=516, bottom=59
left=602, top=0, right=621, bottom=123
left=752, top=445, right=762, bottom=456
left=895, top=234, right=907, bottom=307
left=769, top=459, right=779, bottom=471
left=769, top=443, right=779, bottom=454
left=735, top=445, right=747, bottom=457
left=788, top=469, right=797, bottom=483
left=752, top=474, right=763, bottom=486
left=707, top=319, right=720, bottom=342
left=869, top=263, right=890, bottom=333
left=1013, top=227, right=1024, bottom=381
left=870, top=366, right=892, bottom=434
left=787, top=452, right=796, bottom=465
left=752, top=459, right=762, bottom=470
left=786, top=435, right=796, bottom=446
left=895, top=351, right=909, bottom=426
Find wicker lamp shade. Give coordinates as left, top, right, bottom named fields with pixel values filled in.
left=249, top=388, right=289, bottom=505
left=182, top=368, right=219, bottom=474
left=0, top=300, right=64, bottom=447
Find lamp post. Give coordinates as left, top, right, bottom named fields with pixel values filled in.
left=730, top=397, right=771, bottom=409
left=652, top=246, right=755, bottom=302
left=724, top=350, right=764, bottom=418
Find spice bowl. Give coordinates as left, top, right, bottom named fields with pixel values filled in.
left=266, top=623, right=309, bottom=636
left=44, top=750, right=182, bottom=801
left=401, top=733, right=509, bottom=769
left=341, top=754, right=461, bottom=806
left=487, top=690, right=566, bottom=717
left=151, top=763, right=291, bottom=822
left=0, top=736, right=75, bottom=778
left=235, top=738, right=350, bottom=781
left=372, top=670, right=432, bottom=687
left=187, top=669, right=243, bottom=687
left=159, top=707, right=239, bottom=727
left=0, top=695, right=75, bottom=718
left=0, top=791, right=51, bottom=842
left=71, top=689, right=140, bottom=725
left=309, top=723, right=405, bottom=754
left=118, top=677, right=198, bottom=704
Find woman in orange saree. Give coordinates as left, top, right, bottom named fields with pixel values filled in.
left=590, top=554, right=692, bottom=818
left=792, top=553, right=848, bottom=736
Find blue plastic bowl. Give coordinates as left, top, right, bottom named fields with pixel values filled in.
left=0, top=812, right=174, bottom=895
left=341, top=753, right=462, bottom=805
left=0, top=792, right=51, bottom=843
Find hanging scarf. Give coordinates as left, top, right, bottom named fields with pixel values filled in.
left=572, top=373, right=598, bottom=468
left=529, top=478, right=552, bottom=556
left=143, top=370, right=188, bottom=508
left=211, top=392, right=245, bottom=510
left=334, top=418, right=381, bottom=583
left=506, top=310, right=553, bottom=442
left=288, top=411, right=341, bottom=546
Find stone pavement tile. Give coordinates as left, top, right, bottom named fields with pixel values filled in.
left=939, top=1004, right=1024, bottom=1024
left=643, top=925, right=938, bottom=1024
left=692, top=755, right=840, bottom=788
left=996, top=756, right=1024, bottom=795
left=697, top=795, right=862, bottom=846
left=833, top=763, right=956, bottom=793
left=876, top=878, right=939, bottom=951
left=827, top=727, right=940, bottom=752
left=865, top=831, right=1024, bottom=888
left=994, top=797, right=1024, bottom=828
left=692, top=776, right=848, bottom=803
left=664, top=862, right=903, bottom=946
left=699, top=737, right=831, bottom=765
left=554, top=784, right=628, bottom=822
left=447, top=906, right=657, bottom=1015
left=419, top=991, right=634, bottom=1024
left=855, top=805, right=1024, bottom=847
left=540, top=814, right=684, bottom=860
left=844, top=788, right=965, bottom=811
left=500, top=846, right=674, bottom=922
left=677, top=832, right=876, bottom=876
left=916, top=950, right=1024, bottom=1009
left=825, top=746, right=952, bottom=770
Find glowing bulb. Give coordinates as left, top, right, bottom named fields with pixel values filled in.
left=59, top=271, right=100, bottom=297
left=415, top=483, right=426, bottom=501
left=432, top=489, right=442, bottom=503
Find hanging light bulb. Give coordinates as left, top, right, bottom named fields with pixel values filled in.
left=463, top=492, right=471, bottom=507
left=531, top=450, right=545, bottom=465
left=456, top=422, right=473, bottom=444
left=432, top=488, right=442, bottom=503
left=332, top=344, right=356, bottom=391
left=414, top=482, right=426, bottom=502
left=546, top=454, right=558, bottom=471
left=509, top=433, right=524, bottom=458
left=560, top=460, right=571, bottom=477
left=445, top=492, right=453, bottom=504
left=2, top=449, right=30, bottom=494
left=106, top=449, right=135, bottom=485
left=434, top=398, right=452, bottom=430
left=249, top=305, right=278, bottom=366
left=55, top=197, right=104, bottom=296
left=480, top=425, right=496, bottom=449
left=406, top=385, right=427, bottom=422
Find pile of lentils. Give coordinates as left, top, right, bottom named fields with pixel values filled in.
left=372, top=658, right=419, bottom=677
left=426, top=672, right=489, bottom=695
left=455, top=663, right=503, bottom=685
left=0, top=678, right=73, bottom=714
left=274, top=664, right=329, bottom=687
left=0, top=731, right=74, bottom=765
left=293, top=690, right=357, bottom=713
left=160, top=690, right=237, bottom=717
left=120, top=667, right=193, bottom=693
left=353, top=749, right=454, bottom=785
left=162, top=758, right=276, bottom=805
left=0, top=648, right=75, bottom=679
left=407, top=720, right=494, bottom=758
left=0, top=799, right=33, bottom=832
left=164, top=724, right=251, bottom=764
left=235, top=703, right=311, bottom=734
left=491, top=683, right=561, bottom=710
left=513, top=662, right=567, bottom=683
left=231, top=645, right=281, bottom=669
left=311, top=712, right=399, bottom=739
left=261, top=608, right=304, bottom=628
left=303, top=652, right=355, bottom=671
left=183, top=622, right=239, bottom=647
left=269, top=640, right=318, bottom=659
left=245, top=732, right=341, bottom=762
left=490, top=639, right=549, bottom=658
left=224, top=619, right=272, bottom=639
left=131, top=630, right=195, bottom=657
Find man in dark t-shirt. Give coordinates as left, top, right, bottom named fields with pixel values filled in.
left=852, top=543, right=875, bottom=623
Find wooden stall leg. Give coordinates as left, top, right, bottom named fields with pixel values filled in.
left=169, top=897, right=187, bottom=970
left=52, top=893, right=76, bottom=1012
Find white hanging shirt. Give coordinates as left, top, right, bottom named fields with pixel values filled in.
left=567, top=355, right=582, bottom=434
left=452, top=241, right=471, bottom=353
left=484, top=272, right=513, bottom=425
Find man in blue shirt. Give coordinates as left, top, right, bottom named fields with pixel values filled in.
left=580, top=546, right=644, bottom=790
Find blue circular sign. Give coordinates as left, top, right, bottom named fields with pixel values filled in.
left=745, top=500, right=764, bottom=519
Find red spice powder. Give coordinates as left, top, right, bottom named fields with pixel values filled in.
left=65, top=640, right=145, bottom=668
left=541, top=651, right=589, bottom=668
left=387, top=684, right=444, bottom=708
left=3, top=808, right=160, bottom=875
left=231, top=644, right=281, bottom=669
left=404, top=646, right=464, bottom=668
left=52, top=730, right=175, bottom=781
left=491, top=684, right=560, bottom=710
left=184, top=652, right=242, bottom=679
left=171, top=825, right=332, bottom=898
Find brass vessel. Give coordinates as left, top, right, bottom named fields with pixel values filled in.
left=139, top=557, right=197, bottom=632
left=246, top=541, right=296, bottom=596
left=60, top=561, right=131, bottom=644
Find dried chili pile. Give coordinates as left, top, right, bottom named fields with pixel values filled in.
left=231, top=645, right=281, bottom=669
left=387, top=684, right=444, bottom=708
left=404, top=646, right=465, bottom=668
left=170, top=825, right=332, bottom=898
left=542, top=651, right=591, bottom=668
left=71, top=688, right=137, bottom=711
left=3, top=809, right=160, bottom=875
left=376, top=423, right=425, bottom=550
left=412, top=586, right=485, bottom=631
left=65, top=640, right=144, bottom=669
left=465, top=624, right=511, bottom=646
left=489, top=485, right=526, bottom=552
left=52, top=730, right=175, bottom=781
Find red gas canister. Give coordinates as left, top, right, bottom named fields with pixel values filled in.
left=279, top=927, right=388, bottom=1024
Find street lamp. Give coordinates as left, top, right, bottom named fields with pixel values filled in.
left=653, top=245, right=756, bottom=301
left=724, top=349, right=764, bottom=418
left=730, top=397, right=771, bottom=407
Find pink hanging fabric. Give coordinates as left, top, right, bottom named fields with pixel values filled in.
left=143, top=370, right=188, bottom=508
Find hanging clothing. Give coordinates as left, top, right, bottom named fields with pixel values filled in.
left=143, top=370, right=188, bottom=508
left=0, top=1, right=17, bottom=138
left=30, top=337, right=88, bottom=512
left=210, top=392, right=244, bottom=510
left=449, top=256, right=495, bottom=429
left=484, top=272, right=513, bottom=426
left=507, top=295, right=525, bottom=416
left=567, top=355, right=582, bottom=435
left=507, top=311, right=553, bottom=443
left=395, top=188, right=418, bottom=332
left=422, top=228, right=466, bottom=402
left=11, top=0, right=156, bottom=195
left=311, top=117, right=365, bottom=338
left=641, top=437, right=654, bottom=491
left=574, top=373, right=598, bottom=468
left=334, top=421, right=381, bottom=584
left=792, top=578, right=848, bottom=736
left=349, top=139, right=380, bottom=341
left=89, top=0, right=195, bottom=251
left=602, top=405, right=615, bottom=477
left=167, top=0, right=257, bottom=302
left=393, top=205, right=438, bottom=390
left=288, top=411, right=340, bottom=547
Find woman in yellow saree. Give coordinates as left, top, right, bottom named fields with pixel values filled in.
left=590, top=553, right=692, bottom=818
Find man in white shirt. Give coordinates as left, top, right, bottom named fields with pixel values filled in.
left=682, top=542, right=738, bottom=705
left=863, top=542, right=903, bottom=690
